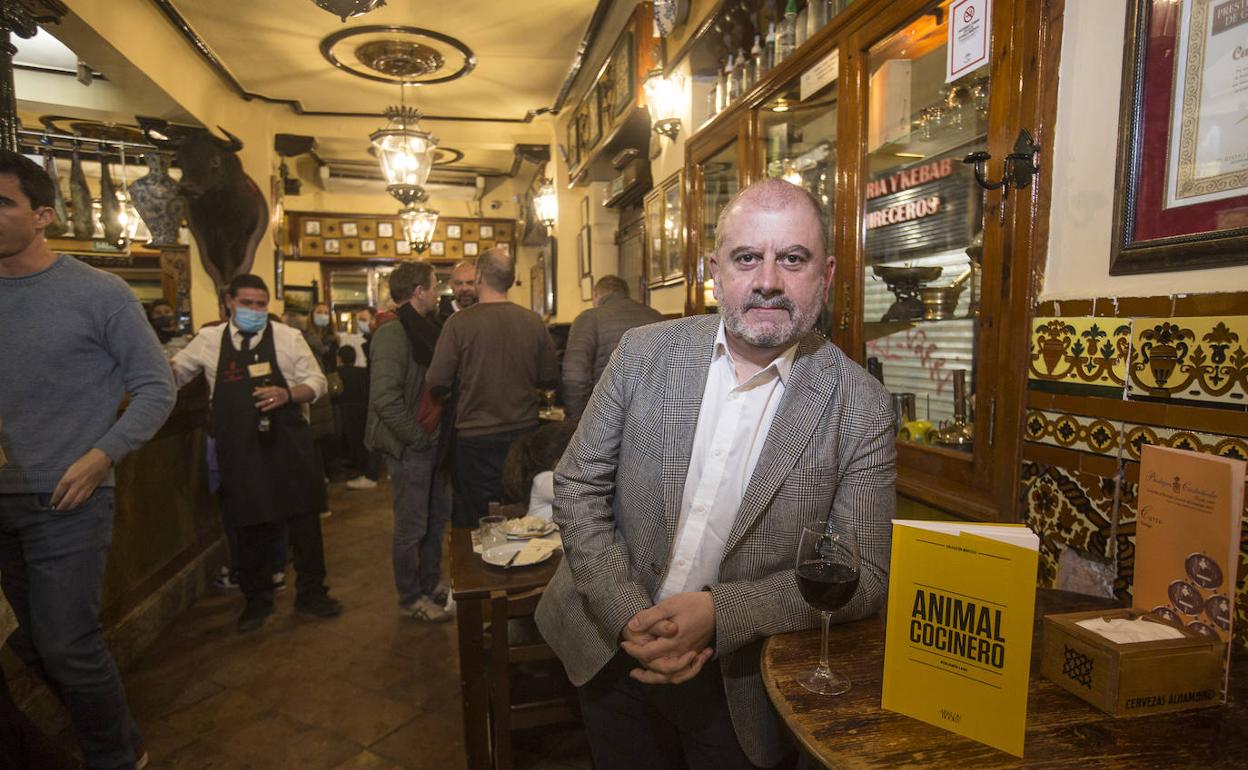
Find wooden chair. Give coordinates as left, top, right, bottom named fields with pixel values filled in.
left=486, top=586, right=580, bottom=770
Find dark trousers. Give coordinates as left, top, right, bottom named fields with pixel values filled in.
left=0, top=490, right=140, bottom=770
left=220, top=495, right=288, bottom=576
left=387, top=446, right=452, bottom=606
left=578, top=653, right=776, bottom=770
left=237, top=512, right=328, bottom=604
left=452, top=427, right=533, bottom=528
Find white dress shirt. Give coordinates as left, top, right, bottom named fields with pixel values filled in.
left=171, top=321, right=328, bottom=401
left=656, top=321, right=796, bottom=601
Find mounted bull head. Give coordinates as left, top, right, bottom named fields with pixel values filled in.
left=139, top=120, right=267, bottom=290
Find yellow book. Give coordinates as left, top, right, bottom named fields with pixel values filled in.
left=881, top=520, right=1039, bottom=757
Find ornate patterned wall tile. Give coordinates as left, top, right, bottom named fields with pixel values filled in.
left=1029, top=317, right=1132, bottom=396
left=1021, top=462, right=1134, bottom=601
left=1128, top=316, right=1248, bottom=407
left=1025, top=409, right=1248, bottom=463
left=1025, top=410, right=1122, bottom=456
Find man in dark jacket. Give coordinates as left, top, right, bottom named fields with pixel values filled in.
left=561, top=275, right=663, bottom=419
left=365, top=262, right=451, bottom=622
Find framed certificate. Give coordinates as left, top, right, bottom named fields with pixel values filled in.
left=1111, top=0, right=1248, bottom=274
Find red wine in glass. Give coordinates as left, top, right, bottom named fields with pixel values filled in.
left=795, top=523, right=860, bottom=695
left=796, top=561, right=860, bottom=612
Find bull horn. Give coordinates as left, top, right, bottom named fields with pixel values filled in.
left=215, top=126, right=244, bottom=152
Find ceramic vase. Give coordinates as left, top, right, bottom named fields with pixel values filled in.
left=129, top=153, right=187, bottom=247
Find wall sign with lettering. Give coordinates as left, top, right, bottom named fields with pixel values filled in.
left=864, top=154, right=981, bottom=263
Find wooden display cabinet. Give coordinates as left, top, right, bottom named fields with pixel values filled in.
left=679, top=0, right=1060, bottom=521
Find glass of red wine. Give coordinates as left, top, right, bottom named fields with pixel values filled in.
left=795, top=522, right=860, bottom=695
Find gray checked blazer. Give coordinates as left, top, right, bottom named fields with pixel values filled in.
left=534, top=314, right=896, bottom=767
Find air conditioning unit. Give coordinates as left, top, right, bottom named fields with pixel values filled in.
left=318, top=163, right=480, bottom=200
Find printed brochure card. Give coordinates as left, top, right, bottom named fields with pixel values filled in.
left=1133, top=444, right=1245, bottom=697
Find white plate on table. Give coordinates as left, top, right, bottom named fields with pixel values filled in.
left=502, top=522, right=557, bottom=540
left=482, top=542, right=554, bottom=567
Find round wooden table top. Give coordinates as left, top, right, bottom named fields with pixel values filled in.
left=761, top=590, right=1247, bottom=768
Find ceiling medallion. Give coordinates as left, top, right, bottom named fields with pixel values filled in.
left=321, top=25, right=475, bottom=85
left=355, top=40, right=445, bottom=79
left=312, top=0, right=387, bottom=22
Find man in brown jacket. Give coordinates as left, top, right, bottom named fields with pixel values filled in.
left=561, top=275, right=663, bottom=420
left=426, top=248, right=559, bottom=526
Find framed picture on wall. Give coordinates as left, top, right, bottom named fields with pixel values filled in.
left=531, top=262, right=546, bottom=315
left=447, top=224, right=462, bottom=239
left=577, top=225, right=592, bottom=278
left=396, top=240, right=412, bottom=255
left=430, top=241, right=445, bottom=256
left=361, top=239, right=377, bottom=254
left=284, top=284, right=317, bottom=313
left=1110, top=0, right=1248, bottom=274
left=662, top=173, right=685, bottom=281
left=378, top=222, right=394, bottom=238
left=480, top=224, right=494, bottom=239
left=644, top=187, right=663, bottom=285
left=304, top=219, right=321, bottom=235
left=341, top=222, right=358, bottom=237
left=324, top=238, right=340, bottom=254
left=464, top=241, right=479, bottom=256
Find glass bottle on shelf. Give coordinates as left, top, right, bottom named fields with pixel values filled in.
left=714, top=57, right=728, bottom=113
left=764, top=22, right=777, bottom=71
left=796, top=3, right=809, bottom=48
left=735, top=47, right=751, bottom=94
left=725, top=52, right=740, bottom=103
left=777, top=0, right=797, bottom=63
left=751, top=34, right=765, bottom=83
left=809, top=0, right=826, bottom=39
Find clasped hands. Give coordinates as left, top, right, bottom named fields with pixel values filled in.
left=620, top=591, right=715, bottom=685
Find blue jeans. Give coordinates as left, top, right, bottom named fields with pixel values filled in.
left=387, top=446, right=452, bottom=607
left=453, top=427, right=534, bottom=528
left=0, top=489, right=141, bottom=770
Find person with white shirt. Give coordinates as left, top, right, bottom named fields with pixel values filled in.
left=172, top=274, right=343, bottom=633
left=535, top=179, right=896, bottom=769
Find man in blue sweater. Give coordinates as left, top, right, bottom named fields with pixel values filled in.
left=0, top=151, right=176, bottom=769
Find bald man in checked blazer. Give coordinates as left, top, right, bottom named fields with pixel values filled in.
left=535, top=179, right=897, bottom=769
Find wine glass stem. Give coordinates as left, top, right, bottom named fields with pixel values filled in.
left=818, top=611, right=832, bottom=674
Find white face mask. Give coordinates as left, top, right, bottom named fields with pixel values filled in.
left=313, top=313, right=330, bottom=328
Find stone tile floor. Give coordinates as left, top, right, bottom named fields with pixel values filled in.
left=123, top=480, right=592, bottom=770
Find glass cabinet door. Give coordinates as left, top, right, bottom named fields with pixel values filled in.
left=861, top=0, right=991, bottom=455
left=696, top=142, right=740, bottom=311
left=757, top=62, right=840, bottom=327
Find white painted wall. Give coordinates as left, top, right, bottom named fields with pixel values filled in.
left=1043, top=0, right=1248, bottom=301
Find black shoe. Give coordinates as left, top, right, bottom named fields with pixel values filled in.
left=295, top=593, right=343, bottom=618
left=237, top=600, right=273, bottom=633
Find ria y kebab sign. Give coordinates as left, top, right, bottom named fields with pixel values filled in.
left=864, top=155, right=979, bottom=263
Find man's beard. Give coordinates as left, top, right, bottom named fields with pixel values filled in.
left=721, top=284, right=824, bottom=349
left=456, top=291, right=478, bottom=307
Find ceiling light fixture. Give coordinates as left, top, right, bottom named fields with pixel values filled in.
left=370, top=83, right=439, bottom=207
left=643, top=69, right=684, bottom=140
left=312, top=0, right=387, bottom=22
left=534, top=179, right=558, bottom=232
left=400, top=202, right=439, bottom=254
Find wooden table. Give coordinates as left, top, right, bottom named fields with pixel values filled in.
left=450, top=527, right=561, bottom=770
left=762, top=590, right=1247, bottom=768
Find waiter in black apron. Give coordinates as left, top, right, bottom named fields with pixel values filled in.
left=173, top=274, right=343, bottom=632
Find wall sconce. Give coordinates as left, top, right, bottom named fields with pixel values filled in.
left=534, top=179, right=558, bottom=232
left=644, top=69, right=684, bottom=140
